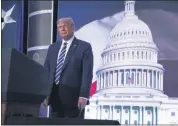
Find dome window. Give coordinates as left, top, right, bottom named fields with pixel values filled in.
left=139, top=31, right=141, bottom=34
left=120, top=33, right=122, bottom=36
left=118, top=53, right=120, bottom=60
left=127, top=51, right=129, bottom=59
left=122, top=52, right=125, bottom=60
left=132, top=31, right=134, bottom=35
left=137, top=51, right=139, bottom=59
left=124, top=32, right=126, bottom=35
left=114, top=53, right=116, bottom=61
left=110, top=54, right=112, bottom=61
left=149, top=52, right=151, bottom=60
left=132, top=51, right=134, bottom=59
left=141, top=51, right=144, bottom=59
left=136, top=30, right=137, bottom=34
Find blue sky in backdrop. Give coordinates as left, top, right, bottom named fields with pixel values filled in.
left=57, top=1, right=178, bottom=31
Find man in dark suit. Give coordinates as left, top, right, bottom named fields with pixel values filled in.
left=43, top=17, right=93, bottom=118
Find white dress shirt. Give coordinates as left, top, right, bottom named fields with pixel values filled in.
left=57, top=36, right=88, bottom=101
left=57, top=36, right=74, bottom=62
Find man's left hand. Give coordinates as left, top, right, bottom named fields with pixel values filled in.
left=78, top=97, right=88, bottom=110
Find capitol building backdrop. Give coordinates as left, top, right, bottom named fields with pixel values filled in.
left=85, top=1, right=178, bottom=125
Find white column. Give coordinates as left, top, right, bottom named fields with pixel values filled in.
left=140, top=106, right=143, bottom=125
left=97, top=105, right=101, bottom=119
left=139, top=70, right=141, bottom=86
left=160, top=72, right=162, bottom=90
left=113, top=71, right=115, bottom=87
left=159, top=72, right=161, bottom=90
left=161, top=72, right=163, bottom=90
left=109, top=105, right=112, bottom=120
left=99, top=74, right=101, bottom=90
left=135, top=69, right=137, bottom=86
left=144, top=70, right=146, bottom=87
left=158, top=72, right=160, bottom=90
left=141, top=69, right=143, bottom=87
left=106, top=72, right=108, bottom=88
left=104, top=73, right=106, bottom=89
left=96, top=75, right=99, bottom=91
left=143, top=71, right=146, bottom=87
left=138, top=70, right=140, bottom=86
left=110, top=71, right=113, bottom=87
left=108, top=72, right=110, bottom=87
left=143, top=70, right=145, bottom=87
left=147, top=70, right=150, bottom=88
left=100, top=105, right=103, bottom=119
left=118, top=70, right=120, bottom=86
left=100, top=74, right=101, bottom=90
left=97, top=75, right=100, bottom=90
left=145, top=71, right=147, bottom=87
left=110, top=72, right=112, bottom=87
left=98, top=73, right=102, bottom=90
left=153, top=107, right=156, bottom=125
left=102, top=73, right=104, bottom=89
left=129, top=69, right=131, bottom=86
left=156, top=72, right=158, bottom=89
left=130, top=106, right=132, bottom=124
left=131, top=71, right=134, bottom=86
left=100, top=105, right=103, bottom=120
left=112, top=53, right=114, bottom=63
left=152, top=70, right=154, bottom=88
left=129, top=50, right=131, bottom=60
left=97, top=105, right=99, bottom=119
left=112, top=70, right=115, bottom=87
left=124, top=70, right=126, bottom=86
left=143, top=106, right=146, bottom=124
left=121, top=106, right=124, bottom=124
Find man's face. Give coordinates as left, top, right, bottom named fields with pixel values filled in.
left=58, top=20, right=74, bottom=40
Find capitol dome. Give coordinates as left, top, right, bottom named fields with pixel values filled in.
left=110, top=1, right=154, bottom=45
left=96, top=0, right=164, bottom=94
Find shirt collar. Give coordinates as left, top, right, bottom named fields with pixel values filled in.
left=62, top=36, right=75, bottom=44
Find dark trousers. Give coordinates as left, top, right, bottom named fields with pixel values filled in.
left=49, top=83, right=85, bottom=119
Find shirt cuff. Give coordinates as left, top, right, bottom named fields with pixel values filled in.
left=79, top=97, right=88, bottom=100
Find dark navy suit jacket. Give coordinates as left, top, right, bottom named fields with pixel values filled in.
left=44, top=37, right=93, bottom=106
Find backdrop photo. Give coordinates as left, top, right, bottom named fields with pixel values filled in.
left=2, top=0, right=178, bottom=124
left=57, top=1, right=178, bottom=124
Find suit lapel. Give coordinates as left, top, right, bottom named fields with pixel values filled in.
left=61, top=37, right=78, bottom=72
